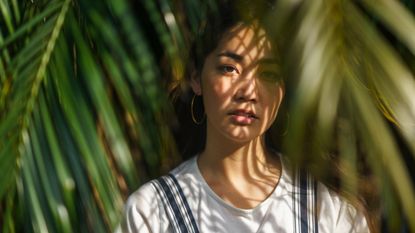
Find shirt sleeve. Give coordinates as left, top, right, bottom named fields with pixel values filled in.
left=119, top=182, right=168, bottom=233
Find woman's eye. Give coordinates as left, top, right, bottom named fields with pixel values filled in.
left=218, top=65, right=239, bottom=75
left=259, top=71, right=280, bottom=82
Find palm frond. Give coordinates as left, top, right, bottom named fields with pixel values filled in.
left=1, top=0, right=415, bottom=232
left=0, top=0, right=70, bottom=200
left=2, top=0, right=181, bottom=231
left=272, top=0, right=415, bottom=231
left=360, top=0, right=415, bottom=157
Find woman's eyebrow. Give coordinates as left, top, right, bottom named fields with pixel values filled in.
left=216, top=52, right=278, bottom=66
left=258, top=58, right=278, bottom=65
left=216, top=51, right=243, bottom=62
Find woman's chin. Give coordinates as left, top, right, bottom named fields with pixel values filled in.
left=222, top=129, right=261, bottom=144
left=209, top=121, right=266, bottom=144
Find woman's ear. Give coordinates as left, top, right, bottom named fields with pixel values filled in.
left=190, top=71, right=202, bottom=95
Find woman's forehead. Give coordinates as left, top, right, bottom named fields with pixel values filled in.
left=214, top=24, right=274, bottom=62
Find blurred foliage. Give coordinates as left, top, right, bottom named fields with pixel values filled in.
left=0, top=0, right=415, bottom=232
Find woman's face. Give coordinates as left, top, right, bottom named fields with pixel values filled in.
left=191, top=23, right=284, bottom=144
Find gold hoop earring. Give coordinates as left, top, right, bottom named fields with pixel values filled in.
left=191, top=94, right=205, bottom=125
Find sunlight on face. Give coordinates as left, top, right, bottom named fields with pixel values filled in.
left=193, top=23, right=284, bottom=144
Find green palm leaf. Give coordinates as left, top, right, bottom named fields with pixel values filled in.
left=1, top=0, right=179, bottom=231
left=272, top=0, right=415, bottom=231
left=1, top=0, right=415, bottom=232
left=0, top=0, right=71, bottom=200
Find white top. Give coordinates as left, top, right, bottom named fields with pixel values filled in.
left=120, top=156, right=370, bottom=233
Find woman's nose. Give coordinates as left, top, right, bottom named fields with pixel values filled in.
left=234, top=69, right=258, bottom=102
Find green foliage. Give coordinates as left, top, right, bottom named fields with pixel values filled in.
left=0, top=0, right=415, bottom=232
left=1, top=0, right=180, bottom=232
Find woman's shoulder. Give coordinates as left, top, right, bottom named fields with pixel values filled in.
left=125, top=156, right=198, bottom=208
left=279, top=159, right=364, bottom=217
left=120, top=157, right=199, bottom=232
left=125, top=180, right=158, bottom=208
left=317, top=183, right=370, bottom=232
left=120, top=180, right=166, bottom=233
left=278, top=157, right=370, bottom=232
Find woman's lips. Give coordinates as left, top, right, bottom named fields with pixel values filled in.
left=228, top=109, right=258, bottom=125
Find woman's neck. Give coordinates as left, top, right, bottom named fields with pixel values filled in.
left=198, top=136, right=279, bottom=181
left=197, top=131, right=281, bottom=209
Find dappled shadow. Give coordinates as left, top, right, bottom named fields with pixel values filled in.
left=194, top=21, right=284, bottom=208
left=199, top=22, right=283, bottom=143
left=120, top=22, right=301, bottom=233
left=119, top=154, right=324, bottom=232
left=187, top=23, right=292, bottom=232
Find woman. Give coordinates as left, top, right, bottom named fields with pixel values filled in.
left=120, top=1, right=371, bottom=232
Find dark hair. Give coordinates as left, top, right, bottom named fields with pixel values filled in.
left=169, top=0, right=280, bottom=159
